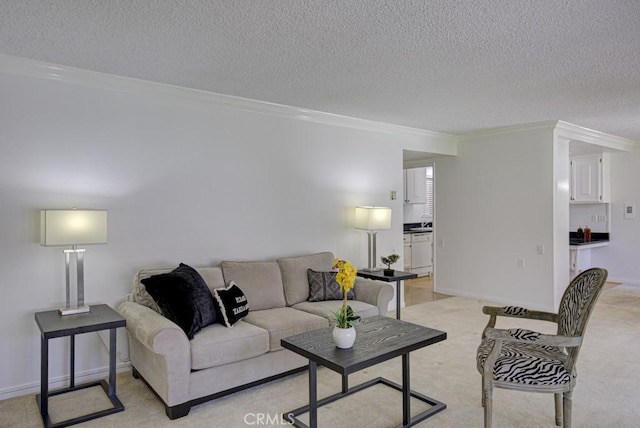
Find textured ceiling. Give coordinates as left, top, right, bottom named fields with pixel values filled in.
left=1, top=0, right=639, bottom=141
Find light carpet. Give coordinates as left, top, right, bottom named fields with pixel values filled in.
left=2, top=283, right=639, bottom=427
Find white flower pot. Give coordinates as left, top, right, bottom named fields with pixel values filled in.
left=332, top=326, right=356, bottom=349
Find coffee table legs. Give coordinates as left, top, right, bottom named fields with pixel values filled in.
left=286, top=353, right=445, bottom=428
left=309, top=360, right=317, bottom=428
left=402, top=354, right=410, bottom=425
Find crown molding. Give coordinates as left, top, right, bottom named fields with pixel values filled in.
left=456, top=121, right=560, bottom=141
left=0, top=54, right=457, bottom=144
left=457, top=120, right=636, bottom=152
left=555, top=120, right=636, bottom=152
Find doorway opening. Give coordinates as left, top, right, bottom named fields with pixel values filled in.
left=403, top=150, right=443, bottom=306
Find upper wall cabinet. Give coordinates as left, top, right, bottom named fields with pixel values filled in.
left=570, top=153, right=610, bottom=203
left=404, top=167, right=427, bottom=204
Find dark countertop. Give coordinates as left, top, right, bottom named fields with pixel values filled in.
left=404, top=222, right=433, bottom=234
left=569, top=231, right=609, bottom=246
left=570, top=239, right=609, bottom=246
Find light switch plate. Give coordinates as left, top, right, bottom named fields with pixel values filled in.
left=624, top=203, right=636, bottom=219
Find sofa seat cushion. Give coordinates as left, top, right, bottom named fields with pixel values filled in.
left=292, top=300, right=379, bottom=321
left=190, top=320, right=269, bottom=370
left=243, top=308, right=329, bottom=351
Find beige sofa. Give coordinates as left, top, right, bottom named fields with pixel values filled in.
left=117, top=252, right=393, bottom=419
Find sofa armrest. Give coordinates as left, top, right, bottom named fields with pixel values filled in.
left=354, top=277, right=394, bottom=316
left=117, top=301, right=191, bottom=407
left=118, top=301, right=189, bottom=351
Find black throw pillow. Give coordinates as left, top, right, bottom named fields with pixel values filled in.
left=141, top=263, right=217, bottom=340
left=307, top=269, right=355, bottom=302
left=213, top=281, right=249, bottom=327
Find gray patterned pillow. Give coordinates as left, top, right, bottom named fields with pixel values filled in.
left=307, top=269, right=355, bottom=302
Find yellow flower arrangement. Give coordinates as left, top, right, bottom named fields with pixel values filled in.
left=334, top=258, right=356, bottom=292
left=332, top=258, right=361, bottom=329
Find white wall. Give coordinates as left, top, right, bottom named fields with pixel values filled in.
left=552, top=135, right=571, bottom=307
left=434, top=127, right=558, bottom=311
left=403, top=202, right=430, bottom=224
left=0, top=61, right=454, bottom=398
left=592, top=148, right=640, bottom=284
left=570, top=204, right=610, bottom=233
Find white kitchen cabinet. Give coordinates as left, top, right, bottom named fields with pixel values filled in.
left=570, top=153, right=610, bottom=203
left=403, top=167, right=427, bottom=204
left=403, top=234, right=412, bottom=271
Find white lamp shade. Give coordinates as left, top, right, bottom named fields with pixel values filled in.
left=40, top=209, right=108, bottom=246
left=354, top=206, right=392, bottom=230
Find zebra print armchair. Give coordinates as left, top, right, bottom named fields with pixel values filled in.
left=476, top=268, right=608, bottom=428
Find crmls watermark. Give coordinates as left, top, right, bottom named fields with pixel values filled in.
left=243, top=413, right=294, bottom=426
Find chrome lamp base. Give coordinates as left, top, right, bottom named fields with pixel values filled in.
left=363, top=230, right=383, bottom=272
left=60, top=247, right=91, bottom=316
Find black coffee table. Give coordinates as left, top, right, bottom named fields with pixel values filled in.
left=281, top=316, right=446, bottom=428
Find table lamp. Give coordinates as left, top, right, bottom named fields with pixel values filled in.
left=355, top=206, right=392, bottom=271
left=40, top=209, right=108, bottom=315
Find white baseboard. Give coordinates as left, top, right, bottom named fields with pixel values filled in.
left=607, top=276, right=640, bottom=286
left=437, top=279, right=640, bottom=312
left=0, top=362, right=131, bottom=402
left=435, top=287, right=555, bottom=312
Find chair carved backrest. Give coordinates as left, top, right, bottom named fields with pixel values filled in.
left=557, top=268, right=608, bottom=364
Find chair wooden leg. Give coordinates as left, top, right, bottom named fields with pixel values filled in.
left=484, top=393, right=492, bottom=428
left=554, top=393, right=562, bottom=426
left=563, top=390, right=572, bottom=428
left=483, top=377, right=493, bottom=428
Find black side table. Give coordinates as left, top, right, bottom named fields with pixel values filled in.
left=35, top=304, right=126, bottom=428
left=357, top=270, right=417, bottom=319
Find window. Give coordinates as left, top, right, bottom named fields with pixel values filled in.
left=424, top=166, right=434, bottom=218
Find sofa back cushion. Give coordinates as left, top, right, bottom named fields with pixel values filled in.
left=220, top=261, right=286, bottom=311
left=277, top=252, right=334, bottom=305
left=133, top=266, right=225, bottom=313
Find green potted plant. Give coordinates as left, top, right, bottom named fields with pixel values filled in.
left=380, top=253, right=400, bottom=276
left=332, top=304, right=361, bottom=329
